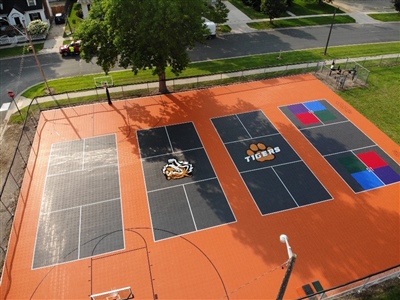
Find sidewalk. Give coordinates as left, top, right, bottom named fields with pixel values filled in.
left=8, top=53, right=399, bottom=113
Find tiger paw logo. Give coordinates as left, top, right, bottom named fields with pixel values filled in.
left=162, top=158, right=193, bottom=180
left=245, top=143, right=280, bottom=163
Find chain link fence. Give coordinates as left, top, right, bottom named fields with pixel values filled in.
left=1, top=56, right=399, bottom=289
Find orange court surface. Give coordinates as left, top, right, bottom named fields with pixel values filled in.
left=1, top=74, right=399, bottom=300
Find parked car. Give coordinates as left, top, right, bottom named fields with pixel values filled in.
left=54, top=13, right=66, bottom=25
left=59, top=40, right=81, bottom=56
left=204, top=20, right=216, bottom=39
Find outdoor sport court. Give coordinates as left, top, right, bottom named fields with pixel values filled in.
left=1, top=74, right=399, bottom=300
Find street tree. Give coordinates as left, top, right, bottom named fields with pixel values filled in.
left=205, top=0, right=230, bottom=24
left=75, top=0, right=212, bottom=94
left=260, top=0, right=287, bottom=23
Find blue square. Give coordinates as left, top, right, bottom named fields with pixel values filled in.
left=304, top=101, right=326, bottom=112
left=352, top=170, right=384, bottom=190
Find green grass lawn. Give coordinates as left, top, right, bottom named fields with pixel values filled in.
left=368, top=13, right=400, bottom=22
left=339, top=64, right=400, bottom=144
left=248, top=15, right=354, bottom=29
left=0, top=43, right=44, bottom=58
left=288, top=0, right=343, bottom=16
left=21, top=41, right=400, bottom=98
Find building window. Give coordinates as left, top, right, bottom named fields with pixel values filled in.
left=27, top=0, right=36, bottom=6
left=29, top=13, right=42, bottom=21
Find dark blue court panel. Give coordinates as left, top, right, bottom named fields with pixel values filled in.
left=212, top=115, right=251, bottom=143
left=142, top=148, right=216, bottom=191
left=212, top=111, right=332, bottom=215
left=34, top=134, right=124, bottom=269
left=241, top=168, right=297, bottom=215
left=224, top=135, right=300, bottom=173
left=301, top=121, right=375, bottom=156
left=138, top=122, right=236, bottom=241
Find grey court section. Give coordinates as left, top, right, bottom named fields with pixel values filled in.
left=137, top=122, right=236, bottom=241
left=33, top=134, right=124, bottom=269
left=212, top=111, right=332, bottom=215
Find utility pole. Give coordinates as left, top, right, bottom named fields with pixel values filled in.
left=23, top=21, right=52, bottom=94
left=324, top=7, right=337, bottom=56
left=276, top=234, right=297, bottom=300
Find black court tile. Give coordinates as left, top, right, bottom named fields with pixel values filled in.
left=167, top=122, right=203, bottom=151
left=274, top=161, right=332, bottom=206
left=224, top=135, right=300, bottom=172
left=241, top=168, right=297, bottom=215
left=212, top=115, right=251, bottom=143
left=184, top=179, right=235, bottom=230
left=80, top=200, right=124, bottom=258
left=301, top=121, right=375, bottom=156
left=137, top=127, right=172, bottom=158
left=42, top=165, right=120, bottom=212
left=237, top=111, right=279, bottom=137
left=148, top=186, right=197, bottom=241
left=33, top=208, right=80, bottom=268
left=142, top=148, right=216, bottom=191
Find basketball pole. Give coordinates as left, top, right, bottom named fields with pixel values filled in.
left=276, top=234, right=297, bottom=300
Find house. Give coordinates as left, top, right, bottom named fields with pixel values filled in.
left=77, top=0, right=91, bottom=19
left=0, top=0, right=52, bottom=28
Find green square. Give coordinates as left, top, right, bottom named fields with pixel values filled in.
left=339, top=155, right=366, bottom=173
left=314, top=110, right=336, bottom=122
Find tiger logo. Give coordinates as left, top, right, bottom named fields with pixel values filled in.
left=162, top=158, right=193, bottom=180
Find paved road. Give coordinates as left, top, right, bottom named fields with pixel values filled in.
left=0, top=3, right=399, bottom=122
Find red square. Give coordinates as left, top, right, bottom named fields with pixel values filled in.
left=296, top=112, right=320, bottom=125
left=357, top=151, right=388, bottom=169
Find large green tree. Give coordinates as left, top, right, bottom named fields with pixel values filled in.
left=75, top=0, right=212, bottom=94
left=260, top=0, right=287, bottom=22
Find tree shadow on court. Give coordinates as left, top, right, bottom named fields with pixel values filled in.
left=227, top=120, right=399, bottom=297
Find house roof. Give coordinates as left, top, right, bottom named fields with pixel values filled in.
left=0, top=0, right=43, bottom=15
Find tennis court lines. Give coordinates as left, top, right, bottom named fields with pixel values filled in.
left=280, top=99, right=400, bottom=193
left=137, top=122, right=236, bottom=242
left=211, top=110, right=332, bottom=215
left=33, top=134, right=124, bottom=269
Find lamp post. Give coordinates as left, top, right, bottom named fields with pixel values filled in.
left=276, top=234, right=297, bottom=300
left=7, top=90, right=22, bottom=117
left=324, top=7, right=337, bottom=56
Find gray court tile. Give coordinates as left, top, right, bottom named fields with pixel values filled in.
left=80, top=200, right=124, bottom=258
left=301, top=122, right=375, bottom=155
left=84, top=135, right=118, bottom=169
left=185, top=179, right=235, bottom=230
left=33, top=208, right=80, bottom=268
left=148, top=186, right=196, bottom=241
left=48, top=140, right=84, bottom=175
left=42, top=165, right=120, bottom=212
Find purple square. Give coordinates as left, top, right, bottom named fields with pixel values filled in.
left=374, top=166, right=400, bottom=184
left=288, top=104, right=308, bottom=114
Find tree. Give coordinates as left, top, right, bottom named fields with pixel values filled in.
left=75, top=0, right=211, bottom=94
left=27, top=20, right=49, bottom=36
left=260, top=0, right=287, bottom=23
left=393, top=0, right=400, bottom=12
left=205, top=0, right=229, bottom=24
